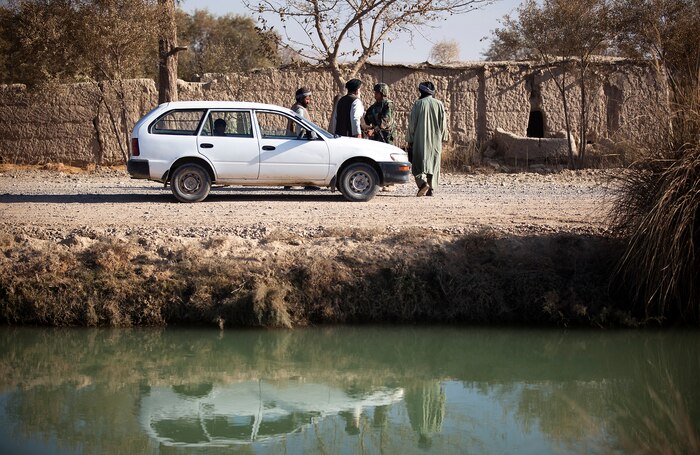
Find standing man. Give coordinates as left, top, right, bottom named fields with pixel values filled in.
left=291, top=86, right=312, bottom=120
left=288, top=86, right=312, bottom=136
left=330, top=79, right=364, bottom=138
left=287, top=86, right=320, bottom=190
left=406, top=81, right=448, bottom=197
left=364, top=83, right=395, bottom=144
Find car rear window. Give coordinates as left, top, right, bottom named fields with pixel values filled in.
left=150, top=109, right=206, bottom=135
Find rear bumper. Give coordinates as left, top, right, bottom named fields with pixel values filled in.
left=127, top=159, right=150, bottom=179
left=378, top=161, right=412, bottom=184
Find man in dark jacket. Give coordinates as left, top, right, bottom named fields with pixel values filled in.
left=330, top=79, right=364, bottom=138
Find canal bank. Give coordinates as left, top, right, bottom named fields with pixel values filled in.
left=1, top=167, right=645, bottom=327
left=1, top=228, right=635, bottom=327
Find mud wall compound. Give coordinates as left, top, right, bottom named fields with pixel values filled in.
left=0, top=61, right=664, bottom=166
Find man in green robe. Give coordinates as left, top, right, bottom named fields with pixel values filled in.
left=406, top=81, right=448, bottom=197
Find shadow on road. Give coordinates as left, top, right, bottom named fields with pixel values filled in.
left=0, top=187, right=354, bottom=204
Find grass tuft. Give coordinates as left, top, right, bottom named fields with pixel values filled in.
left=609, top=94, right=699, bottom=322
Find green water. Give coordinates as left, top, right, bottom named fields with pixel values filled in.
left=0, top=327, right=698, bottom=454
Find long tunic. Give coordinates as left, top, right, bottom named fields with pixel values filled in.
left=406, top=96, right=448, bottom=184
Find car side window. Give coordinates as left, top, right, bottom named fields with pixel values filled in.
left=151, top=109, right=205, bottom=135
left=201, top=111, right=253, bottom=137
left=256, top=111, right=307, bottom=139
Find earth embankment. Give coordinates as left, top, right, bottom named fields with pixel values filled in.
left=0, top=167, right=632, bottom=327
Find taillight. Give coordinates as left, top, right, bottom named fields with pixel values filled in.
left=131, top=138, right=140, bottom=157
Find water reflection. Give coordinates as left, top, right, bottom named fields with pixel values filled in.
left=141, top=380, right=404, bottom=446
left=405, top=382, right=445, bottom=449
left=0, top=327, right=698, bottom=454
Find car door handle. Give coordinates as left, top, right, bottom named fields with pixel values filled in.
left=262, top=145, right=276, bottom=151
left=200, top=143, right=214, bottom=149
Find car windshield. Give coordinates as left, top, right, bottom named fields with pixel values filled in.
left=297, top=117, right=334, bottom=139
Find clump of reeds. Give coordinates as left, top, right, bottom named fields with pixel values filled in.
left=609, top=94, right=699, bottom=323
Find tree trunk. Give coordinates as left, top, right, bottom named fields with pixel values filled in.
left=158, top=0, right=179, bottom=104
left=578, top=63, right=587, bottom=169
left=560, top=69, right=576, bottom=168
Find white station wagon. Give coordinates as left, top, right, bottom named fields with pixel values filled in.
left=128, top=101, right=411, bottom=202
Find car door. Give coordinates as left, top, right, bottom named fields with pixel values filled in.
left=253, top=110, right=330, bottom=181
left=196, top=110, right=260, bottom=180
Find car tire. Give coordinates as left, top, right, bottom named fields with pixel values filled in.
left=171, top=163, right=211, bottom=202
left=338, top=162, right=380, bottom=202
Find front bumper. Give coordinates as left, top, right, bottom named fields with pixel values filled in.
left=378, top=161, right=412, bottom=184
left=127, top=159, right=150, bottom=179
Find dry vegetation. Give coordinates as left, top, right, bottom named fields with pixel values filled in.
left=0, top=229, right=630, bottom=328
left=609, top=83, right=699, bottom=324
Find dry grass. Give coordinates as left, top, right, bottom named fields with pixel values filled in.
left=0, top=163, right=125, bottom=174
left=441, top=141, right=481, bottom=173
left=0, top=230, right=632, bottom=328
left=608, top=93, right=699, bottom=323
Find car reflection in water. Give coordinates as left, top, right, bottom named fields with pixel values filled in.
left=139, top=380, right=405, bottom=447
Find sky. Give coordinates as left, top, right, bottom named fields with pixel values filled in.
left=180, top=0, right=521, bottom=63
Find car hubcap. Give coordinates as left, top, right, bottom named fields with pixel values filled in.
left=181, top=173, right=201, bottom=193
left=349, top=171, right=370, bottom=193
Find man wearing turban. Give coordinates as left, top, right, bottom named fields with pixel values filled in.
left=291, top=86, right=312, bottom=121
left=287, top=86, right=312, bottom=136
left=286, top=86, right=320, bottom=190
left=330, top=79, right=364, bottom=138
left=406, top=81, right=448, bottom=197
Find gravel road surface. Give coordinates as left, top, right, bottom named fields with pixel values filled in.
left=0, top=168, right=614, bottom=239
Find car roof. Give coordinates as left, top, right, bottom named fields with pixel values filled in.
left=158, top=100, right=295, bottom=115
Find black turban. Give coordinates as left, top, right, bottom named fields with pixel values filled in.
left=345, top=78, right=362, bottom=92
left=418, top=81, right=435, bottom=95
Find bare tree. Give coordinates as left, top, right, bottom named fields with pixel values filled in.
left=429, top=39, right=460, bottom=63
left=486, top=0, right=611, bottom=168
left=245, top=0, right=494, bottom=94
left=611, top=0, right=699, bottom=109
left=481, top=14, right=536, bottom=61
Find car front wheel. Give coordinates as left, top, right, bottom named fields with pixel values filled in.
left=171, top=163, right=211, bottom=202
left=338, top=162, right=380, bottom=202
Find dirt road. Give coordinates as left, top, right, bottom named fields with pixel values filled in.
left=0, top=167, right=613, bottom=239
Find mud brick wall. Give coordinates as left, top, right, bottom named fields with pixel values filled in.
left=0, top=61, right=664, bottom=166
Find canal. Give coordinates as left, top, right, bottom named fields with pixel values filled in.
left=0, top=326, right=698, bottom=454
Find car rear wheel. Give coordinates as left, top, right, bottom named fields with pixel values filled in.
left=171, top=164, right=211, bottom=202
left=338, top=162, right=380, bottom=202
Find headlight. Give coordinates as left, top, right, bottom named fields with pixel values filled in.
left=390, top=152, right=408, bottom=161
